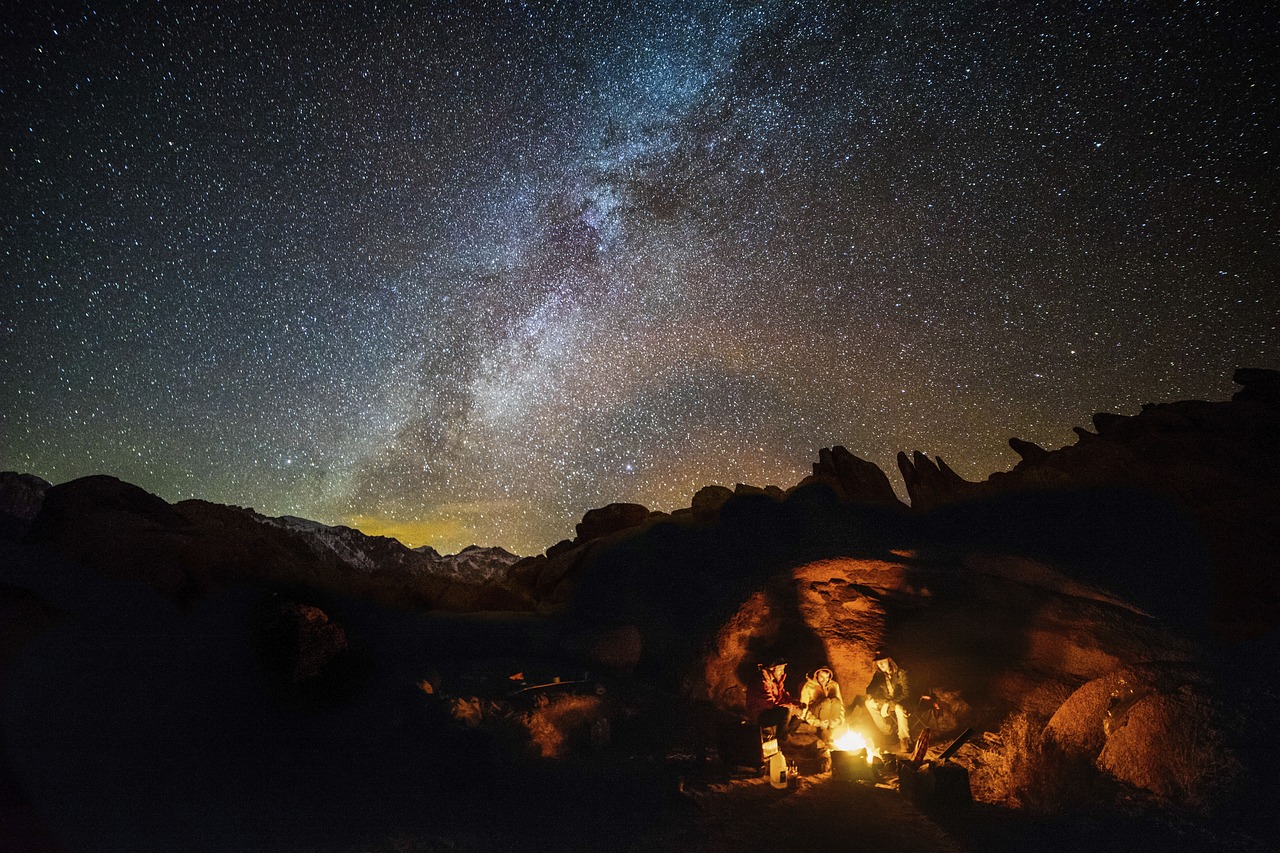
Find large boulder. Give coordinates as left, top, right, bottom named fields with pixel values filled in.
left=1231, top=366, right=1280, bottom=404
left=690, top=485, right=735, bottom=520
left=255, top=599, right=349, bottom=686
left=1045, top=663, right=1243, bottom=810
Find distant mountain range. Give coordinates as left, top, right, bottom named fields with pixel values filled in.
left=0, top=473, right=533, bottom=612
left=265, top=513, right=521, bottom=583
left=2, top=366, right=1277, bottom=630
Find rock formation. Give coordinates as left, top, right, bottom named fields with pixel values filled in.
left=800, top=445, right=905, bottom=507
left=893, top=368, right=1280, bottom=640
left=0, top=471, right=51, bottom=540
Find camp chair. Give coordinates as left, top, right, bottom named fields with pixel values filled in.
left=760, top=723, right=780, bottom=764
left=910, top=694, right=942, bottom=731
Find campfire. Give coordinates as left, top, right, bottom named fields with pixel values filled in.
left=829, top=728, right=879, bottom=782
left=831, top=728, right=877, bottom=763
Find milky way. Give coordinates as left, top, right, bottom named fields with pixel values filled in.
left=3, top=1, right=1276, bottom=553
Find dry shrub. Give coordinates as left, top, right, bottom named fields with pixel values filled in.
left=448, top=696, right=492, bottom=727
left=967, top=712, right=1101, bottom=813
left=522, top=694, right=610, bottom=759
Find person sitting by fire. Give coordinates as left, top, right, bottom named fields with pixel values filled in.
left=800, top=666, right=845, bottom=749
left=748, top=656, right=801, bottom=733
left=864, top=651, right=912, bottom=752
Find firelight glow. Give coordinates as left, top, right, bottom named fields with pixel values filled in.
left=832, top=729, right=876, bottom=764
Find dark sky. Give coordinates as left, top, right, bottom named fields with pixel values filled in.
left=3, top=1, right=1276, bottom=554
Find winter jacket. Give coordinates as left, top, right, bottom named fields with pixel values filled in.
left=865, top=665, right=909, bottom=705
left=748, top=666, right=797, bottom=718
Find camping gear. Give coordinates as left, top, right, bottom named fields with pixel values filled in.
left=899, top=760, right=971, bottom=809
left=830, top=749, right=876, bottom=783
left=760, top=724, right=779, bottom=761
left=937, top=726, right=973, bottom=761
left=769, top=751, right=789, bottom=788
left=909, top=727, right=931, bottom=764
left=899, top=727, right=975, bottom=808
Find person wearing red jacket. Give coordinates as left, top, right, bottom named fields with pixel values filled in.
left=748, top=657, right=800, bottom=731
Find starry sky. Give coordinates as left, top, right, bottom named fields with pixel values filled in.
left=2, top=1, right=1276, bottom=555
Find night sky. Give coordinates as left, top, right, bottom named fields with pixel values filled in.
left=3, top=1, right=1275, bottom=554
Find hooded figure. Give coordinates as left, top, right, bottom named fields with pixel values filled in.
left=800, top=667, right=845, bottom=746
left=864, top=653, right=912, bottom=751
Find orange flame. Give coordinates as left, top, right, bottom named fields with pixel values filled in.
left=832, top=729, right=877, bottom=764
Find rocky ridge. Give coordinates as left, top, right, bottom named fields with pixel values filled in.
left=4, top=477, right=534, bottom=613
left=0, top=369, right=1277, bottom=846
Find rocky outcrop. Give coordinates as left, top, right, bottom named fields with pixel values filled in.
left=690, top=485, right=735, bottom=519
left=506, top=508, right=654, bottom=612
left=1232, top=366, right=1280, bottom=404
left=675, top=483, right=786, bottom=523
left=799, top=446, right=904, bottom=507
left=575, top=503, right=652, bottom=543
left=896, top=451, right=973, bottom=511
left=898, top=368, right=1280, bottom=639
left=0, top=472, right=51, bottom=540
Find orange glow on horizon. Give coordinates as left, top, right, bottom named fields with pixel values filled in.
left=343, top=514, right=468, bottom=551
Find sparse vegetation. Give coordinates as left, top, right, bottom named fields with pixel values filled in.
left=523, top=693, right=610, bottom=759
left=966, top=712, right=1102, bottom=812
left=446, top=692, right=611, bottom=760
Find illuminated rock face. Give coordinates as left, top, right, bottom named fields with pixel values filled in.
left=693, top=552, right=1193, bottom=735
left=689, top=546, right=1252, bottom=810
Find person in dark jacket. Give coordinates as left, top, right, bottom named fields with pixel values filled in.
left=864, top=652, right=912, bottom=751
